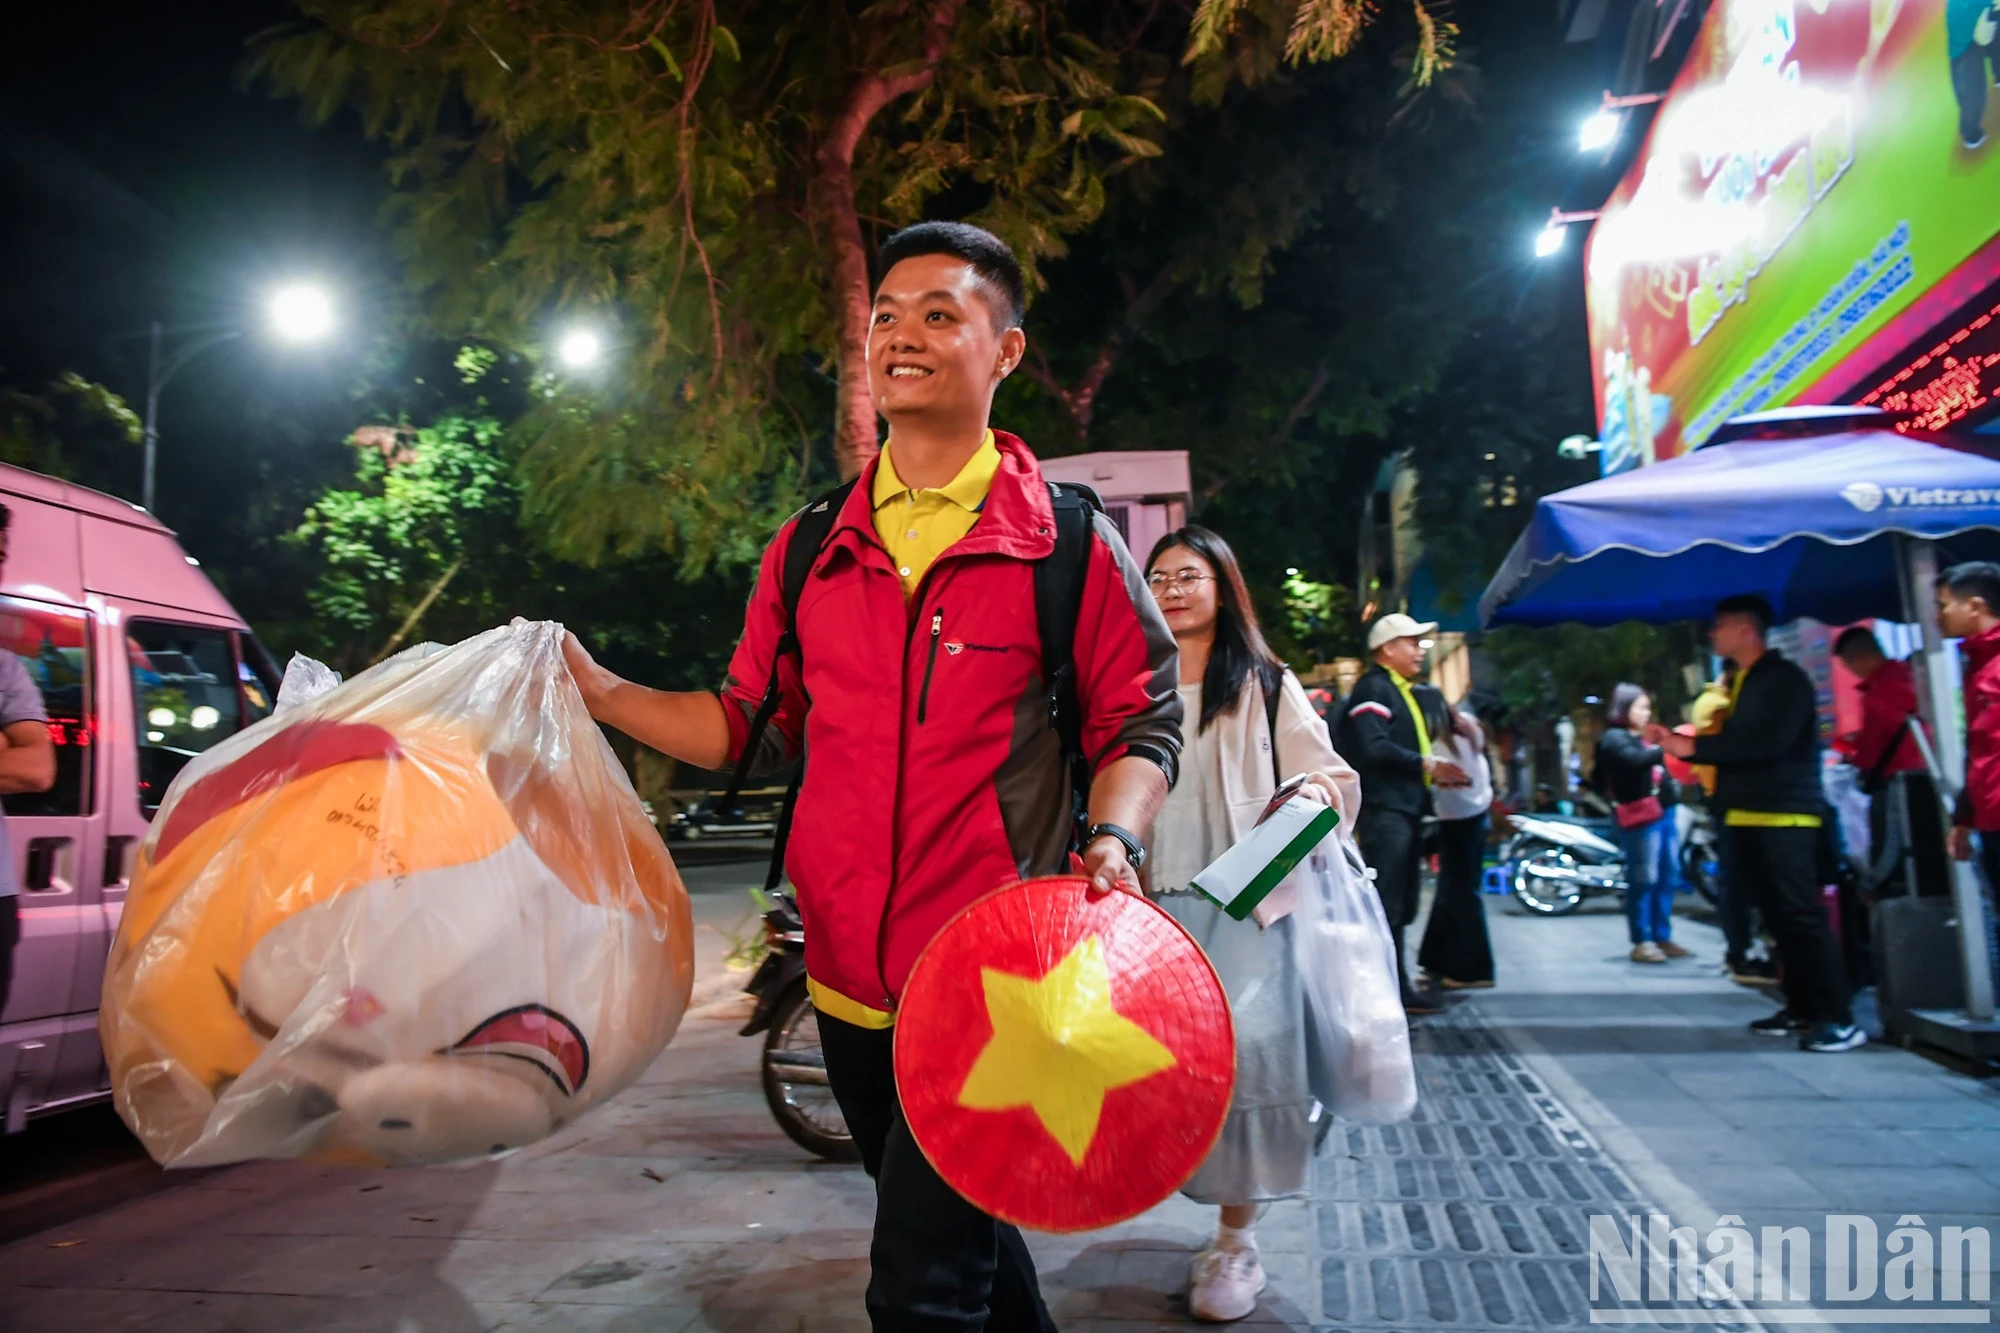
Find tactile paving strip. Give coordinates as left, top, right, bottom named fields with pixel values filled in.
left=1313, top=1009, right=1757, bottom=1332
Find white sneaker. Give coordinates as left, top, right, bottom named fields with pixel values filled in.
left=1189, top=1244, right=1266, bottom=1322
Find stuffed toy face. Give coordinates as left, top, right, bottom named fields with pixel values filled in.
left=101, top=627, right=693, bottom=1168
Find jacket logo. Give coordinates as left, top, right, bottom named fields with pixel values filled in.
left=945, top=642, right=965, bottom=656
left=944, top=641, right=1008, bottom=655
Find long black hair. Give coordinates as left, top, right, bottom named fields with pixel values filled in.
left=1145, top=525, right=1285, bottom=734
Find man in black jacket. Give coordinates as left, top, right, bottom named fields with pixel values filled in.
left=1339, top=614, right=1468, bottom=1015
left=1655, top=594, right=1864, bottom=1053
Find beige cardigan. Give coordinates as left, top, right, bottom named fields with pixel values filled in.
left=1148, top=669, right=1362, bottom=926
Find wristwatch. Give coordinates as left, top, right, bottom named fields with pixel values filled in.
left=1083, top=822, right=1147, bottom=871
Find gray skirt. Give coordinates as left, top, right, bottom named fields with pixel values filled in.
left=1158, top=890, right=1317, bottom=1204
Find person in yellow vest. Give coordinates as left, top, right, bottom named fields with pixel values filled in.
left=1652, top=595, right=1861, bottom=1052
left=1336, top=614, right=1469, bottom=1015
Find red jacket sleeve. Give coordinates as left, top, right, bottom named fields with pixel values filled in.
left=1071, top=513, right=1184, bottom=783
left=1966, top=660, right=2000, bottom=830
left=717, top=522, right=810, bottom=777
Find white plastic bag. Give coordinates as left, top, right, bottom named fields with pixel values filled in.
left=275, top=652, right=342, bottom=712
left=101, top=621, right=694, bottom=1168
left=1292, top=838, right=1418, bottom=1124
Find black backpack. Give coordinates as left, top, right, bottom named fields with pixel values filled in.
left=717, top=477, right=1104, bottom=893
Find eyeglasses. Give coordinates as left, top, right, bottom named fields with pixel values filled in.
left=1146, top=571, right=1215, bottom=597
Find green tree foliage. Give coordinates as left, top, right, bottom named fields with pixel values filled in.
left=1481, top=622, right=1705, bottom=729
left=286, top=349, right=751, bottom=684
left=291, top=412, right=516, bottom=665
left=0, top=373, right=143, bottom=488
left=249, top=0, right=1437, bottom=568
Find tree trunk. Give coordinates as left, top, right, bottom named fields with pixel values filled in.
left=371, top=552, right=465, bottom=665
left=813, top=1, right=970, bottom=480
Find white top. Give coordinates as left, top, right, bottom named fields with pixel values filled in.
left=1430, top=728, right=1494, bottom=821
left=1149, top=684, right=1234, bottom=892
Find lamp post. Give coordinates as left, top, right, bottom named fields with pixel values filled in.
left=1577, top=89, right=1667, bottom=154
left=1534, top=207, right=1604, bottom=259
left=138, top=283, right=335, bottom=513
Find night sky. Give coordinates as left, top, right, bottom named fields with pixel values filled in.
left=0, top=0, right=389, bottom=612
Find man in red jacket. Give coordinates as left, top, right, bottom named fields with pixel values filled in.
left=1938, top=563, right=2000, bottom=892
left=1832, top=626, right=1948, bottom=897
left=564, top=222, right=1181, bottom=1332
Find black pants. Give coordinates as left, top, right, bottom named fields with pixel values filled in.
left=818, top=1012, right=1058, bottom=1333
left=1716, top=825, right=1758, bottom=967
left=1953, top=42, right=1994, bottom=143
left=0, top=894, right=17, bottom=1018
left=1729, top=825, right=1853, bottom=1026
left=1356, top=806, right=1423, bottom=1000
left=1418, top=814, right=1495, bottom=985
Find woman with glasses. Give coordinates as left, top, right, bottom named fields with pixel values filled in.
left=1141, top=525, right=1360, bottom=1323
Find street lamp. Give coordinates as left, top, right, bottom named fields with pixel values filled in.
left=557, top=327, right=603, bottom=370
left=1578, top=110, right=1621, bottom=153
left=1534, top=207, right=1603, bottom=260
left=139, top=281, right=336, bottom=513
left=1577, top=90, right=1667, bottom=154
left=269, top=285, right=335, bottom=342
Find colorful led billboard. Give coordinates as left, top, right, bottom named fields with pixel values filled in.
left=1586, top=0, right=2000, bottom=472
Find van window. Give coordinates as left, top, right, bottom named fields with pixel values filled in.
left=0, top=598, right=92, bottom=817
left=237, top=633, right=282, bottom=723
left=128, top=622, right=248, bottom=817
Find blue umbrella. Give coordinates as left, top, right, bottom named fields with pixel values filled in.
left=1479, top=408, right=2000, bottom=628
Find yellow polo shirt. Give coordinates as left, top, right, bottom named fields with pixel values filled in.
left=872, top=431, right=1001, bottom=597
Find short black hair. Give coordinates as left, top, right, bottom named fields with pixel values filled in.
left=1832, top=626, right=1883, bottom=659
left=1939, top=561, right=2000, bottom=613
left=875, top=221, right=1025, bottom=330
left=1713, top=593, right=1774, bottom=633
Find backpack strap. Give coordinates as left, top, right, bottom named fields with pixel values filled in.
left=718, top=479, right=855, bottom=892
left=1035, top=481, right=1102, bottom=848
left=1265, top=665, right=1286, bottom=788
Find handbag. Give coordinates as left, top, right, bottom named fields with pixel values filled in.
left=1613, top=763, right=1665, bottom=829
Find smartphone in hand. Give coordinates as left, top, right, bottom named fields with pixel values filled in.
left=1256, top=774, right=1309, bottom=826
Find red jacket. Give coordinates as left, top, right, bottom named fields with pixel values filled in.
left=719, top=432, right=1182, bottom=1024
left=1851, top=658, right=1925, bottom=783
left=1958, top=623, right=2000, bottom=831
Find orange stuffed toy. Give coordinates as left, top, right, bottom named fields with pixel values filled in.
left=100, top=622, right=693, bottom=1167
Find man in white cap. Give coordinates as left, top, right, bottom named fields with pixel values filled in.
left=1336, top=613, right=1468, bottom=1014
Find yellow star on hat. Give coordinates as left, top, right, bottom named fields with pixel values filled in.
left=955, top=934, right=1177, bottom=1166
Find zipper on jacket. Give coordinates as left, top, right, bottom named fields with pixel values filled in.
left=917, top=610, right=944, bottom=724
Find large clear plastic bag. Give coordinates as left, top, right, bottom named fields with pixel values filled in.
left=1293, top=839, right=1418, bottom=1124
left=100, top=621, right=693, bottom=1168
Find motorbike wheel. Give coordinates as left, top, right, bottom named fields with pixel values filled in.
left=761, top=981, right=860, bottom=1162
left=1510, top=843, right=1588, bottom=916
left=1680, top=838, right=1720, bottom=907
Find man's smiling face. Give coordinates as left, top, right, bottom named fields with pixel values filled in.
left=866, top=253, right=1024, bottom=426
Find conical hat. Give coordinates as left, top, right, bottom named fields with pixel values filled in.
left=893, top=876, right=1235, bottom=1233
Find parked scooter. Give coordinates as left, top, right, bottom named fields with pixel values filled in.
left=1501, top=806, right=1719, bottom=915
left=739, top=891, right=858, bottom=1161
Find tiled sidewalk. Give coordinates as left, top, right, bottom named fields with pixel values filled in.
left=0, top=882, right=1994, bottom=1332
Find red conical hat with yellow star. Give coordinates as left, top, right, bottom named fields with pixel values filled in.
left=894, top=876, right=1235, bottom=1233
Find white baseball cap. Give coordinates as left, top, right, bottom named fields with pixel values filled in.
left=1367, top=612, right=1439, bottom=652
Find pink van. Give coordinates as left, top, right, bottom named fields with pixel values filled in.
left=2, top=463, right=281, bottom=1131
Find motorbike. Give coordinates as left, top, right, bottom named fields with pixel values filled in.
left=1501, top=805, right=1720, bottom=916
left=739, top=890, right=859, bottom=1161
